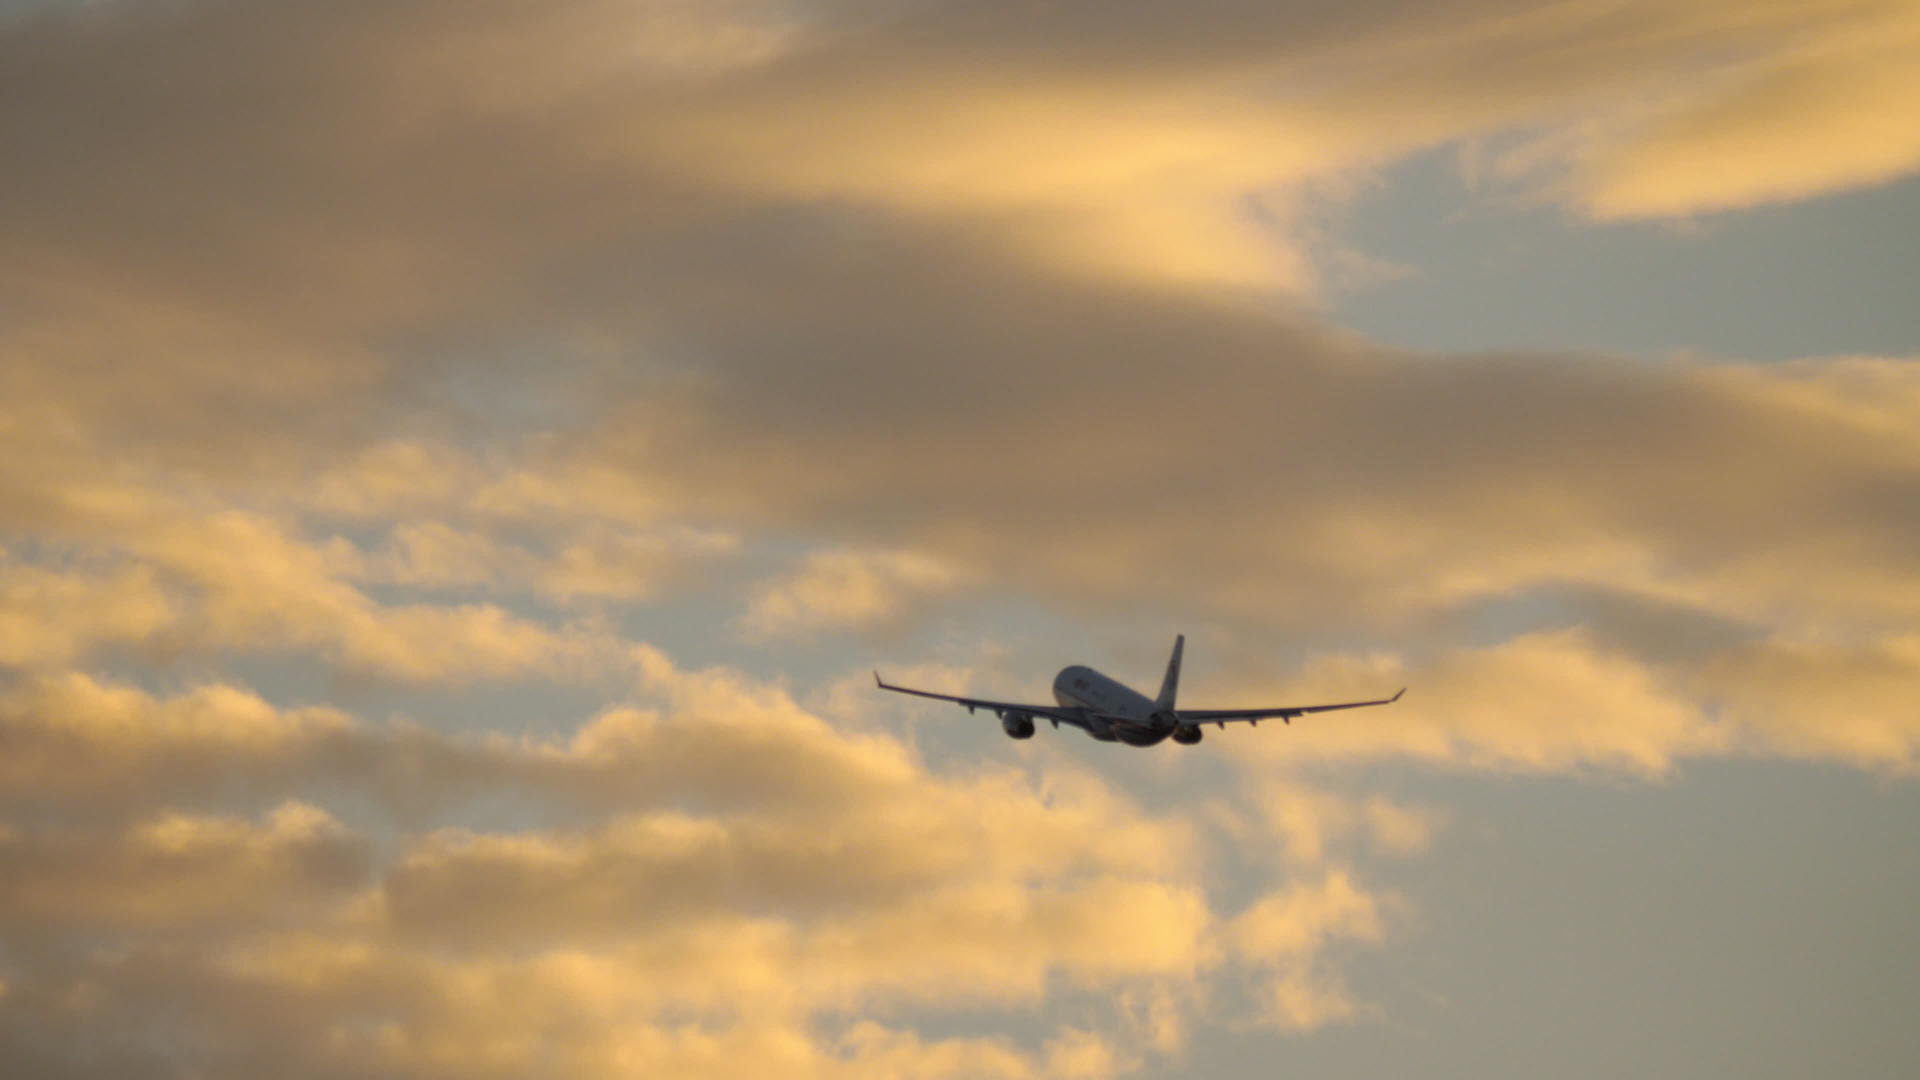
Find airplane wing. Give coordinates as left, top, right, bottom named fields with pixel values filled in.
left=873, top=672, right=1091, bottom=726
left=1176, top=688, right=1405, bottom=725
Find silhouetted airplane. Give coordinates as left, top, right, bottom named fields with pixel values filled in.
left=876, top=635, right=1403, bottom=747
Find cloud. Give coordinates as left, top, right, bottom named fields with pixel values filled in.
left=1694, top=632, right=1920, bottom=771
left=0, top=556, right=175, bottom=669
left=4, top=0, right=1916, bottom=677
left=1226, top=871, right=1393, bottom=1029
left=0, top=674, right=355, bottom=816
left=1226, top=629, right=1725, bottom=776
left=1190, top=622, right=1920, bottom=776
left=9, top=0, right=1917, bottom=375
left=0, top=656, right=1407, bottom=1078
left=0, top=664, right=920, bottom=821
left=741, top=546, right=967, bottom=638
left=6, top=33, right=1913, bottom=688
left=0, top=802, right=367, bottom=934
left=1222, top=782, right=1444, bottom=866
left=0, top=507, right=625, bottom=683
left=0, top=3, right=1908, bottom=848
left=572, top=240, right=1920, bottom=639
left=3, top=3, right=1918, bottom=1072
left=1559, top=1, right=1920, bottom=218
left=535, top=525, right=743, bottom=603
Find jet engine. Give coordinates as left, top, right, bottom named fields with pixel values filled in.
left=1172, top=724, right=1203, bottom=746
left=1000, top=711, right=1035, bottom=740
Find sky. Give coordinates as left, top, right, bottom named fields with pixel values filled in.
left=2, top=1, right=1918, bottom=1077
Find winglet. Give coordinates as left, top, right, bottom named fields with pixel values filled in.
left=1391, top=687, right=1406, bottom=702
left=874, top=670, right=885, bottom=688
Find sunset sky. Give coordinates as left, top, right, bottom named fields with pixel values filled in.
left=3, top=1, right=1919, bottom=1077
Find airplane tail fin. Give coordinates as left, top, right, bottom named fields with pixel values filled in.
left=1156, top=634, right=1184, bottom=709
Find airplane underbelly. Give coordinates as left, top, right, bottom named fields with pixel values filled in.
left=1055, top=684, right=1162, bottom=745
left=1116, top=725, right=1169, bottom=747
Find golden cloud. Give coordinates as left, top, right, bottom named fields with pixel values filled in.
left=3, top=3, right=1918, bottom=1072
left=1220, top=781, right=1445, bottom=867
left=741, top=546, right=968, bottom=638
left=0, top=507, right=626, bottom=683
left=1226, top=871, right=1392, bottom=1029
left=0, top=802, right=367, bottom=933
left=1563, top=1, right=1920, bottom=218
left=7, top=0, right=1915, bottom=379
left=1694, top=632, right=1920, bottom=770
left=0, top=655, right=1412, bottom=1077
left=3, top=1, right=1914, bottom=676
left=1233, top=629, right=1725, bottom=775
left=0, top=557, right=175, bottom=669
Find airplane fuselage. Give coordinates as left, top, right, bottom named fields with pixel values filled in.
left=1052, top=665, right=1176, bottom=746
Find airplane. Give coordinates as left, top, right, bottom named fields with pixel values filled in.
left=875, top=635, right=1403, bottom=747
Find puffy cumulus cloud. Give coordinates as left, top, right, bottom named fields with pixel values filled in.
left=0, top=674, right=353, bottom=814
left=0, top=802, right=367, bottom=934
left=0, top=505, right=627, bottom=684
left=0, top=398, right=742, bottom=683
left=1173, top=799, right=1432, bottom=970
left=159, top=516, right=618, bottom=683
left=0, top=661, right=917, bottom=822
left=0, top=655, right=1412, bottom=1079
left=741, top=546, right=967, bottom=638
left=1215, top=782, right=1444, bottom=867
left=1226, top=871, right=1392, bottom=1029
left=0, top=555, right=175, bottom=669
left=377, top=785, right=1197, bottom=968
left=1230, top=872, right=1389, bottom=962
left=0, top=961, right=1103, bottom=1080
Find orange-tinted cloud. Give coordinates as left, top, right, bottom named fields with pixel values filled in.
left=3, top=3, right=1918, bottom=1074
left=0, top=657, right=1410, bottom=1077
left=1693, top=633, right=1920, bottom=770
left=742, top=547, right=967, bottom=638
left=0, top=802, right=366, bottom=933
left=4, top=1, right=1915, bottom=669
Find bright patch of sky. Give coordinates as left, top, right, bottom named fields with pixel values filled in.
left=1181, top=759, right=1920, bottom=1080
left=1328, top=154, right=1920, bottom=362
